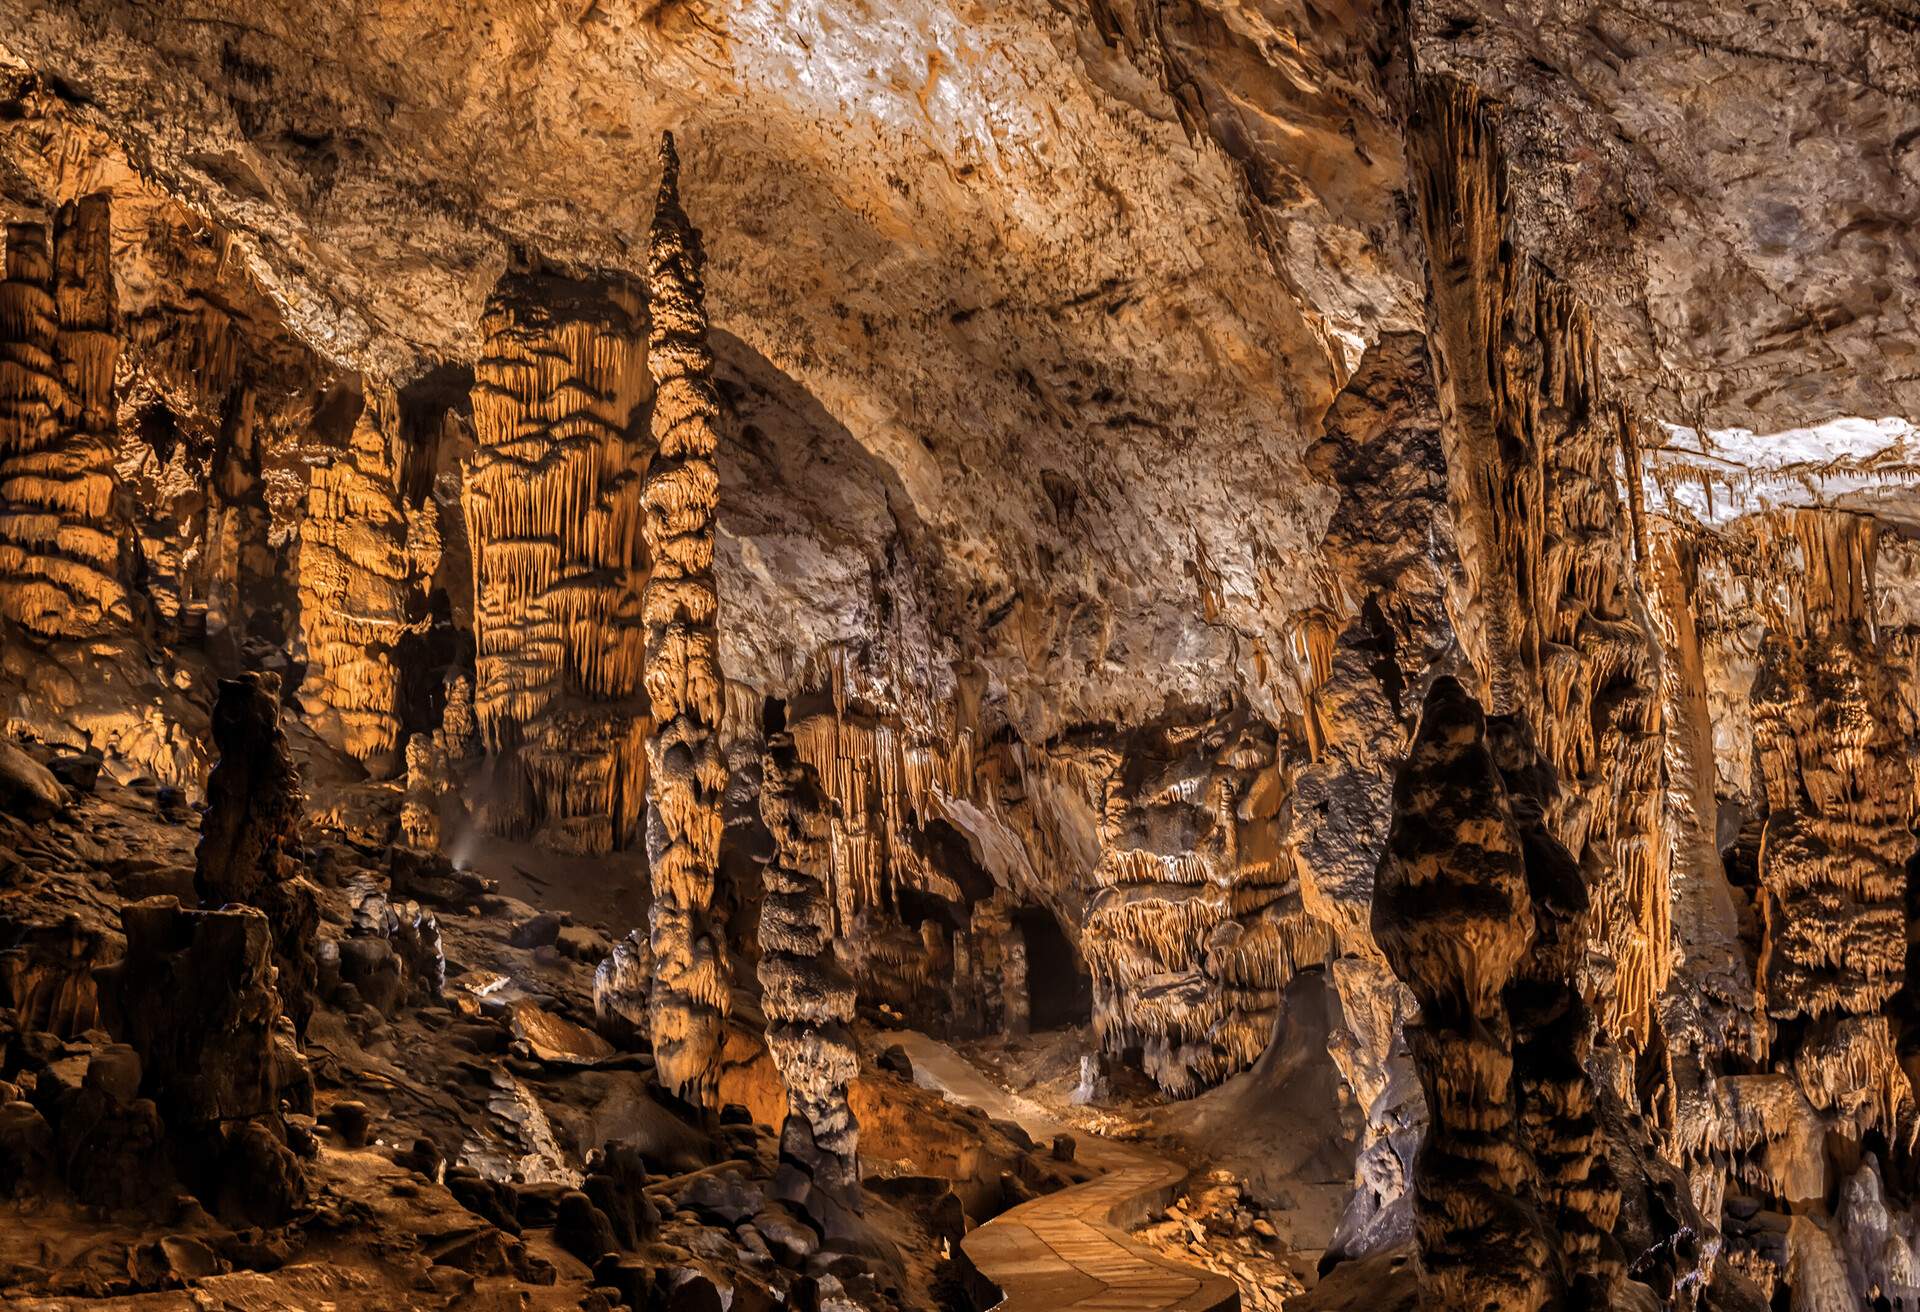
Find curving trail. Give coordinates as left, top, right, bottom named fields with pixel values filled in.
left=891, top=1032, right=1241, bottom=1312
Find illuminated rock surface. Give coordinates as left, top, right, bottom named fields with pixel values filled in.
left=0, top=3, right=1914, bottom=1309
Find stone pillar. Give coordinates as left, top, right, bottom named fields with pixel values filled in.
left=759, top=727, right=858, bottom=1200
left=642, top=131, right=730, bottom=1105
left=464, top=263, right=650, bottom=853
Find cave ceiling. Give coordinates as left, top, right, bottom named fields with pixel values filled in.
left=3, top=0, right=1910, bottom=740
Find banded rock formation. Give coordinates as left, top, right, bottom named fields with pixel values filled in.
left=465, top=264, right=650, bottom=855
left=1084, top=707, right=1324, bottom=1097
left=643, top=132, right=730, bottom=1106
left=296, top=386, right=418, bottom=769
left=0, top=199, right=130, bottom=641
left=758, top=724, right=858, bottom=1202
left=1377, top=677, right=1634, bottom=1311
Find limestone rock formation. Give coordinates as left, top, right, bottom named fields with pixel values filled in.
left=1373, top=677, right=1561, bottom=1310
left=296, top=385, right=418, bottom=770
left=465, top=262, right=649, bottom=855
left=196, top=673, right=318, bottom=1035
left=642, top=132, right=730, bottom=1107
left=114, top=895, right=311, bottom=1222
left=1411, top=76, right=1670, bottom=1054
left=0, top=199, right=130, bottom=640
left=1084, top=706, right=1324, bottom=1096
left=757, top=723, right=858, bottom=1202
left=0, top=5, right=1915, bottom=1309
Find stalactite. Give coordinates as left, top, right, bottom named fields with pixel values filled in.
left=1083, top=707, right=1325, bottom=1096
left=0, top=200, right=130, bottom=640
left=296, top=385, right=417, bottom=767
left=1410, top=75, right=1670, bottom=1054
left=642, top=131, right=729, bottom=1105
left=757, top=726, right=859, bottom=1201
left=464, top=256, right=650, bottom=853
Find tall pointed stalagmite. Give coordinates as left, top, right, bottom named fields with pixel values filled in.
left=758, top=722, right=859, bottom=1200
left=643, top=131, right=730, bottom=1106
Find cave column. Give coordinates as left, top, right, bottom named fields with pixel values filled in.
left=463, top=259, right=650, bottom=853
left=0, top=197, right=132, bottom=640
left=642, top=130, right=730, bottom=1106
left=296, top=383, right=414, bottom=770
left=758, top=727, right=859, bottom=1201
left=1373, top=678, right=1558, bottom=1312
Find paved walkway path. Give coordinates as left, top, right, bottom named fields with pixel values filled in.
left=892, top=1032, right=1241, bottom=1312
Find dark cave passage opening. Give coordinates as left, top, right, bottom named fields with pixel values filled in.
left=1014, top=905, right=1091, bottom=1033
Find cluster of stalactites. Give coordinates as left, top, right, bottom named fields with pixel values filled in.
left=1750, top=512, right=1913, bottom=1143
left=758, top=730, right=859, bottom=1198
left=0, top=198, right=131, bottom=640
left=1374, top=678, right=1565, bottom=1311
left=643, top=131, right=730, bottom=1105
left=296, top=385, right=416, bottom=764
left=1410, top=76, right=1669, bottom=1052
left=464, top=252, right=651, bottom=854
left=1082, top=716, right=1326, bottom=1096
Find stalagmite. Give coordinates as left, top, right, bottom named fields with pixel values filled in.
left=1374, top=676, right=1558, bottom=1312
left=0, top=199, right=131, bottom=640
left=400, top=734, right=440, bottom=850
left=1488, top=713, right=1625, bottom=1308
left=465, top=259, right=650, bottom=853
left=196, top=672, right=319, bottom=1036
left=296, top=385, right=417, bottom=768
left=642, top=132, right=730, bottom=1105
left=758, top=724, right=859, bottom=1201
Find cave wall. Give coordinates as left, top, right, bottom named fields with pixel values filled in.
left=0, top=3, right=1913, bottom=1306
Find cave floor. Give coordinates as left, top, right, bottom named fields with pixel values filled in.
left=894, top=1031, right=1238, bottom=1311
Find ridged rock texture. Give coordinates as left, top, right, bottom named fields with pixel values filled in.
left=642, top=132, right=730, bottom=1108
left=1374, top=677, right=1558, bottom=1311
left=1083, top=706, right=1324, bottom=1097
left=0, top=199, right=128, bottom=640
left=464, top=264, right=650, bottom=855
left=296, top=385, right=417, bottom=769
left=1, top=3, right=1919, bottom=1308
left=1375, top=677, right=1626, bottom=1311
left=757, top=723, right=858, bottom=1201
left=1411, top=76, right=1670, bottom=1055
left=195, top=672, right=319, bottom=1037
